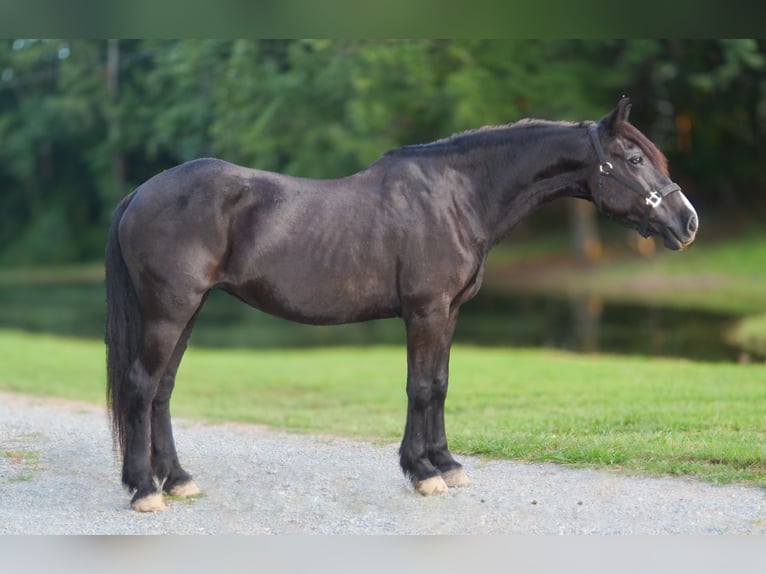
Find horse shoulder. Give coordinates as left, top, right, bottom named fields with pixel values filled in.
left=374, top=159, right=488, bottom=307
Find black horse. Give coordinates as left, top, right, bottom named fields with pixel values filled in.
left=105, top=98, right=698, bottom=511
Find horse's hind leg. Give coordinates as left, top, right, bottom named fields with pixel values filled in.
left=121, top=319, right=192, bottom=511
left=151, top=306, right=204, bottom=498
left=122, top=286, right=207, bottom=512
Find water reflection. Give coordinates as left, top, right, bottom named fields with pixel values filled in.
left=0, top=282, right=743, bottom=362
left=457, top=290, right=740, bottom=362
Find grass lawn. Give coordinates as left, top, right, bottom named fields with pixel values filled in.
left=2, top=329, right=765, bottom=487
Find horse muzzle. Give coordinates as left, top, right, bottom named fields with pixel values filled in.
left=661, top=211, right=698, bottom=250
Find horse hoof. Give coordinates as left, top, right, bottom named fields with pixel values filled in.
left=441, top=467, right=470, bottom=487
left=415, top=475, right=449, bottom=496
left=167, top=480, right=201, bottom=497
left=131, top=492, right=167, bottom=512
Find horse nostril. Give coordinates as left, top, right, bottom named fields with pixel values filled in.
left=687, top=214, right=698, bottom=235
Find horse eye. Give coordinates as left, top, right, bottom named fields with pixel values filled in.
left=630, top=156, right=644, bottom=166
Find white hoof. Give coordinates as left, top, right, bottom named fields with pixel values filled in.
left=167, top=480, right=201, bottom=497
left=415, top=475, right=449, bottom=496
left=131, top=492, right=167, bottom=512
left=441, top=467, right=470, bottom=487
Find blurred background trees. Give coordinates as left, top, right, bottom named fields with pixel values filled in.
left=0, top=39, right=764, bottom=265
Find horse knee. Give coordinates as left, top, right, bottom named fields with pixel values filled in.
left=432, top=374, right=448, bottom=402
left=406, top=378, right=432, bottom=410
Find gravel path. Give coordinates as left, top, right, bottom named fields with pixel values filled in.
left=2, top=390, right=765, bottom=535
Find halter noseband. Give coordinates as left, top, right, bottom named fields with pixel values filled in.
left=587, top=124, right=680, bottom=238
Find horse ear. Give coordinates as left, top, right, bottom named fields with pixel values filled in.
left=599, top=97, right=632, bottom=137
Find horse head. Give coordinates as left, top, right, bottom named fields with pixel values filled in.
left=588, top=97, right=698, bottom=250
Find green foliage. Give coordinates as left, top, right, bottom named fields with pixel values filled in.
left=2, top=329, right=766, bottom=485
left=0, top=206, right=78, bottom=265
left=1, top=39, right=765, bottom=264
left=0, top=40, right=109, bottom=262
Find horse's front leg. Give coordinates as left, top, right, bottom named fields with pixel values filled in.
left=400, top=305, right=451, bottom=495
left=428, top=308, right=469, bottom=488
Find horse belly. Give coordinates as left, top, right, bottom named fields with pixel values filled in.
left=226, top=261, right=400, bottom=326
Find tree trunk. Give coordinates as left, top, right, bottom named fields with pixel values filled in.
left=567, top=199, right=602, bottom=262
left=107, top=39, right=125, bottom=203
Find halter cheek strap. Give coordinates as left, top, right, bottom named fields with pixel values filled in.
left=587, top=124, right=680, bottom=238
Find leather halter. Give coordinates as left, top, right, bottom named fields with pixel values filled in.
left=587, top=124, right=680, bottom=238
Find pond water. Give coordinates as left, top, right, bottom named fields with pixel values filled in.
left=0, top=282, right=743, bottom=362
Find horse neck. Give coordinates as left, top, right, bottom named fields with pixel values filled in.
left=456, top=125, right=595, bottom=246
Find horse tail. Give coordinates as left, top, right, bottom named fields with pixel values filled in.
left=105, top=191, right=140, bottom=457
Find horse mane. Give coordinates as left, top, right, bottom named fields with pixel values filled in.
left=618, top=122, right=669, bottom=176
left=385, top=119, right=587, bottom=158
left=385, top=117, right=670, bottom=176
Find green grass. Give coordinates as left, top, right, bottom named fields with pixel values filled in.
left=2, top=329, right=765, bottom=486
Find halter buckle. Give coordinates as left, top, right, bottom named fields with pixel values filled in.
left=599, top=161, right=613, bottom=175
left=645, top=191, right=662, bottom=208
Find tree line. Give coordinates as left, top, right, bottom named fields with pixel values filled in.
left=0, top=39, right=763, bottom=264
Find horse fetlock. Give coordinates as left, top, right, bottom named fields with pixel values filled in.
left=151, top=461, right=174, bottom=483
left=121, top=469, right=145, bottom=492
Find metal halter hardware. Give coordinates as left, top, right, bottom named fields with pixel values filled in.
left=587, top=124, right=680, bottom=237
